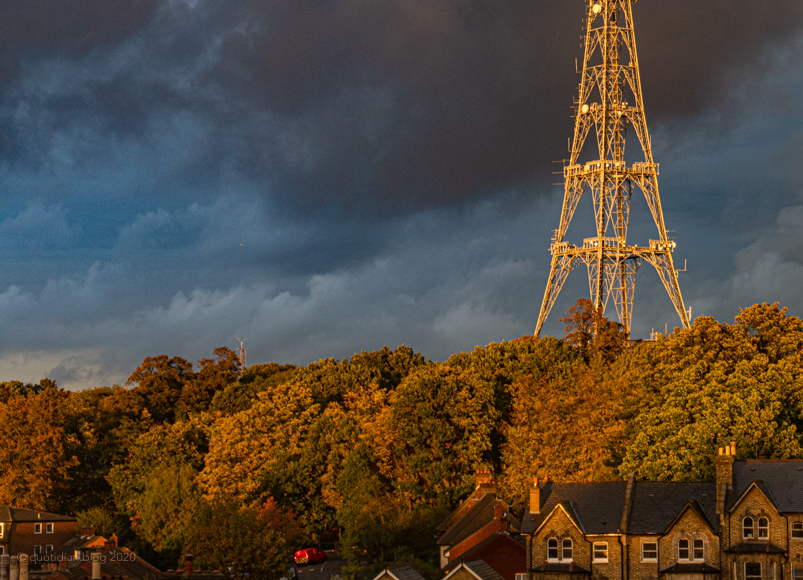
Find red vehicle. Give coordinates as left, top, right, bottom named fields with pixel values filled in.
left=294, top=547, right=327, bottom=566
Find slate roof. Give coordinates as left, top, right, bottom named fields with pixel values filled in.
left=521, top=482, right=628, bottom=535
left=660, top=563, right=720, bottom=574
left=533, top=562, right=591, bottom=575
left=724, top=542, right=787, bottom=554
left=0, top=506, right=76, bottom=522
left=726, top=460, right=803, bottom=513
left=371, top=565, right=426, bottom=580
left=463, top=560, right=506, bottom=580
left=628, top=482, right=718, bottom=534
left=438, top=494, right=520, bottom=548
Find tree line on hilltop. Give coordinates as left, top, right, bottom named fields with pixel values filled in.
left=0, top=300, right=802, bottom=579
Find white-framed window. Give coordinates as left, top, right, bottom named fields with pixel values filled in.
left=547, top=538, right=559, bottom=561
left=45, top=523, right=54, bottom=534
left=0, top=523, right=4, bottom=538
left=33, top=545, right=42, bottom=556
left=34, top=523, right=42, bottom=534
left=593, top=542, right=608, bottom=563
left=743, top=517, right=755, bottom=539
left=758, top=517, right=769, bottom=539
left=793, top=522, right=803, bottom=539
left=745, top=562, right=761, bottom=580
left=45, top=545, right=53, bottom=554
left=642, top=541, right=658, bottom=562
left=678, top=539, right=689, bottom=560
left=0, top=546, right=5, bottom=555
left=562, top=539, right=573, bottom=562
left=515, top=574, right=527, bottom=580
left=693, top=539, right=704, bottom=560
left=792, top=563, right=803, bottom=580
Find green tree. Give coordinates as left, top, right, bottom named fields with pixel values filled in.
left=183, top=500, right=286, bottom=580
left=619, top=305, right=803, bottom=480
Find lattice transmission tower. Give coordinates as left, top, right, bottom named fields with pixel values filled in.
left=534, top=0, right=691, bottom=337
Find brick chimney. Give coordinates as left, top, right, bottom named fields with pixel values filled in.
left=81, top=527, right=95, bottom=538
left=529, top=477, right=541, bottom=515
left=184, top=554, right=194, bottom=575
left=715, top=441, right=737, bottom=514
left=475, top=470, right=494, bottom=487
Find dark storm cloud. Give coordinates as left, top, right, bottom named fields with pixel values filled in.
left=2, top=0, right=802, bottom=215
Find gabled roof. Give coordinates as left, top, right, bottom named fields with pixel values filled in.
left=444, top=560, right=505, bottom=580
left=438, top=483, right=497, bottom=533
left=628, top=482, right=718, bottom=534
left=0, top=506, right=76, bottom=522
left=371, top=565, right=426, bottom=580
left=534, top=502, right=586, bottom=536
left=726, top=461, right=803, bottom=513
left=664, top=500, right=717, bottom=535
left=521, top=482, right=628, bottom=535
left=728, top=480, right=781, bottom=515
left=438, top=494, right=520, bottom=548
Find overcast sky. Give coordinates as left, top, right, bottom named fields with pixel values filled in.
left=1, top=0, right=803, bottom=389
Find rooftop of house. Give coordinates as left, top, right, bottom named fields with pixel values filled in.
left=438, top=494, right=520, bottom=548
left=0, top=507, right=77, bottom=523
left=726, top=459, right=803, bottom=513
left=370, top=565, right=427, bottom=580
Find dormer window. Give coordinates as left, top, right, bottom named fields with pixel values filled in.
left=758, top=517, right=769, bottom=539
left=743, top=517, right=754, bottom=539
left=693, top=539, right=704, bottom=560
left=547, top=538, right=559, bottom=561
left=562, top=539, right=573, bottom=562
left=678, top=539, right=689, bottom=560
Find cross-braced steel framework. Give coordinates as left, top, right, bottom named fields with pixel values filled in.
left=534, top=0, right=690, bottom=337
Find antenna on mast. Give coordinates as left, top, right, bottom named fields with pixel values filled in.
left=236, top=338, right=247, bottom=376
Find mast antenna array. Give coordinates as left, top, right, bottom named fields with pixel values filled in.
left=535, top=0, right=690, bottom=337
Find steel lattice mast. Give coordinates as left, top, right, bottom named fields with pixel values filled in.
left=534, top=0, right=690, bottom=337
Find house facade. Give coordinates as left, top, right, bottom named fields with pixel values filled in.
left=520, top=443, right=803, bottom=580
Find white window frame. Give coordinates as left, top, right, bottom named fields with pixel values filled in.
left=561, top=539, right=573, bottom=562
left=0, top=546, right=5, bottom=556
left=34, top=523, right=42, bottom=534
left=678, top=539, right=689, bottom=560
left=693, top=539, right=704, bottom=561
left=45, top=523, right=54, bottom=534
left=745, top=562, right=762, bottom=580
left=641, top=541, right=658, bottom=562
left=743, top=517, right=755, bottom=540
left=0, top=523, right=4, bottom=538
left=593, top=542, right=608, bottom=563
left=547, top=538, right=559, bottom=561
left=792, top=522, right=803, bottom=540
left=33, top=545, right=42, bottom=556
left=792, top=563, right=803, bottom=580
left=515, top=574, right=527, bottom=580
left=757, top=517, right=769, bottom=539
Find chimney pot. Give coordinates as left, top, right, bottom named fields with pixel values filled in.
left=184, top=554, right=194, bottom=575
left=730, top=441, right=737, bottom=457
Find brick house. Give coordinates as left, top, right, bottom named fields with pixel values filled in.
left=0, top=507, right=77, bottom=570
left=520, top=443, right=803, bottom=580
left=438, top=471, right=522, bottom=571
